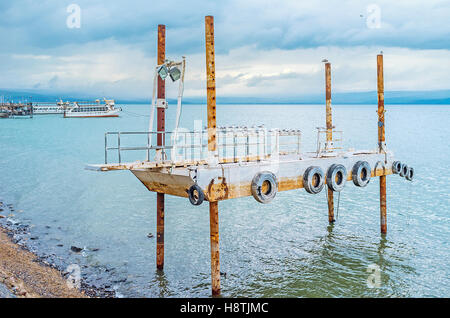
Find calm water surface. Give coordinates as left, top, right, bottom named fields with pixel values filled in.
left=0, top=104, right=449, bottom=297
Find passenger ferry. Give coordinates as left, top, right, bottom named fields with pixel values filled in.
left=64, top=99, right=121, bottom=118
left=33, top=100, right=71, bottom=115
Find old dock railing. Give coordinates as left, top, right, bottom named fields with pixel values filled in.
left=104, top=127, right=302, bottom=165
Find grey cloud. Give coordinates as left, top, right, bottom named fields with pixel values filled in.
left=246, top=72, right=305, bottom=87
left=0, top=0, right=449, bottom=57
left=48, top=75, right=59, bottom=88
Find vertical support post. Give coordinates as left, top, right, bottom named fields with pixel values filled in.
left=377, top=53, right=387, bottom=234
left=205, top=16, right=221, bottom=296
left=156, top=24, right=166, bottom=270
left=205, top=16, right=218, bottom=159
left=325, top=62, right=335, bottom=223
left=325, top=62, right=333, bottom=144
left=209, top=201, right=221, bottom=296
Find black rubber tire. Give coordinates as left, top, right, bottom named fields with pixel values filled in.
left=303, top=166, right=325, bottom=194
left=399, top=163, right=409, bottom=178
left=392, top=161, right=402, bottom=174
left=326, top=164, right=347, bottom=192
left=352, top=161, right=371, bottom=187
left=405, top=166, right=414, bottom=181
left=251, top=171, right=278, bottom=204
left=188, top=184, right=205, bottom=206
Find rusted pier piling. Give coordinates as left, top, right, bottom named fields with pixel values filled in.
left=205, top=15, right=221, bottom=296
left=325, top=62, right=335, bottom=223
left=205, top=16, right=218, bottom=160
left=209, top=201, right=221, bottom=296
left=156, top=24, right=166, bottom=270
left=377, top=53, right=387, bottom=234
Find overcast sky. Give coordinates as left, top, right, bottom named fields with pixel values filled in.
left=1, top=0, right=449, bottom=99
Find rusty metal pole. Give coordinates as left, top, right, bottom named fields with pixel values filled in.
left=156, top=25, right=166, bottom=270
left=325, top=62, right=335, bottom=223
left=377, top=54, right=387, bottom=234
left=205, top=16, right=221, bottom=296
left=209, top=201, right=221, bottom=296
left=205, top=16, right=218, bottom=158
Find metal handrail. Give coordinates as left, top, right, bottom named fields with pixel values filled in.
left=104, top=128, right=302, bottom=164
left=315, top=127, right=344, bottom=156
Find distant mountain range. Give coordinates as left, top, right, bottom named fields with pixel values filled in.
left=1, top=89, right=449, bottom=105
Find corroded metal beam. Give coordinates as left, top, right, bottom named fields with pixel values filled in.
left=377, top=54, right=387, bottom=234
left=156, top=24, right=166, bottom=270
left=325, top=62, right=335, bottom=223
left=127, top=152, right=393, bottom=202
left=209, top=201, right=221, bottom=296
left=205, top=16, right=218, bottom=157
left=325, top=62, right=333, bottom=143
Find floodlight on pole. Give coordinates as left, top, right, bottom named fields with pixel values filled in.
left=157, top=64, right=169, bottom=80
left=169, top=66, right=181, bottom=82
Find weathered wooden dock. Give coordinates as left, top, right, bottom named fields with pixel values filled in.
left=87, top=16, right=413, bottom=296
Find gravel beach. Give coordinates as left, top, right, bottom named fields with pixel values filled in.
left=0, top=226, right=87, bottom=298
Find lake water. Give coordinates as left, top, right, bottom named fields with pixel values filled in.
left=0, top=104, right=449, bottom=297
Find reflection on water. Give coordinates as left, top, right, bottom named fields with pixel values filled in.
left=0, top=104, right=449, bottom=297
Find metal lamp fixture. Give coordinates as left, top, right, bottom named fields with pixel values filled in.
left=169, top=66, right=181, bottom=82
left=157, top=64, right=169, bottom=80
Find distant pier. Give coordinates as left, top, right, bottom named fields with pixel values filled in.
left=0, top=102, right=33, bottom=118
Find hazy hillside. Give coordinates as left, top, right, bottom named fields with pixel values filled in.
left=1, top=89, right=449, bottom=105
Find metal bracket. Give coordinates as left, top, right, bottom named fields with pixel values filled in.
left=155, top=149, right=163, bottom=162
left=379, top=141, right=387, bottom=154
left=156, top=99, right=168, bottom=109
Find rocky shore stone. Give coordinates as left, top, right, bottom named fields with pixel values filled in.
left=70, top=246, right=83, bottom=253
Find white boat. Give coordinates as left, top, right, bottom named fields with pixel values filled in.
left=33, top=101, right=72, bottom=115
left=64, top=99, right=121, bottom=118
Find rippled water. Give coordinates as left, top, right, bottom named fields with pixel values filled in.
left=0, top=104, right=449, bottom=297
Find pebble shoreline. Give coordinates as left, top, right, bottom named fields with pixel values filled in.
left=0, top=199, right=116, bottom=298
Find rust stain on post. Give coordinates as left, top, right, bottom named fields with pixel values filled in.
left=380, top=175, right=387, bottom=234
left=325, top=62, right=335, bottom=223
left=377, top=54, right=387, bottom=234
left=209, top=201, right=221, bottom=296
left=325, top=62, right=332, bottom=142
left=156, top=192, right=165, bottom=269
left=157, top=24, right=166, bottom=146
left=327, top=187, right=335, bottom=223
left=205, top=16, right=217, bottom=153
left=377, top=54, right=385, bottom=148
left=156, top=24, right=166, bottom=269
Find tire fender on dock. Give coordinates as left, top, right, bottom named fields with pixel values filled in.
left=352, top=161, right=371, bottom=187
left=405, top=166, right=414, bottom=181
left=399, top=163, right=409, bottom=178
left=392, top=161, right=402, bottom=174
left=188, top=184, right=205, bottom=206
left=326, top=164, right=347, bottom=192
left=303, top=166, right=325, bottom=194
left=251, top=171, right=278, bottom=204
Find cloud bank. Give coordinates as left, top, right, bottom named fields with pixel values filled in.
left=0, top=0, right=449, bottom=99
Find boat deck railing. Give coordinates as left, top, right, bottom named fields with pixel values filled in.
left=104, top=126, right=302, bottom=165
left=315, top=127, right=343, bottom=156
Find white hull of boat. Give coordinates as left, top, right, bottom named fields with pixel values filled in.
left=64, top=109, right=120, bottom=118
left=33, top=110, right=65, bottom=115
left=33, top=106, right=71, bottom=115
